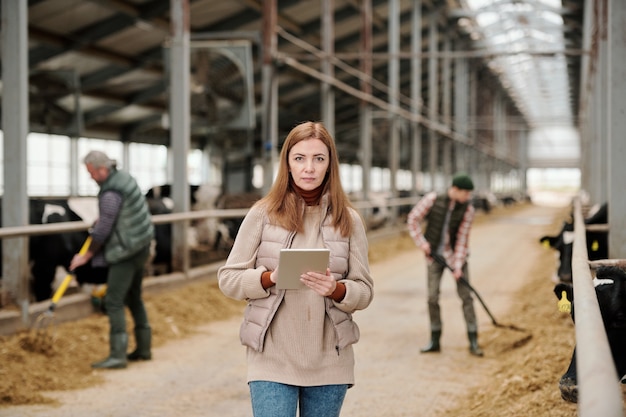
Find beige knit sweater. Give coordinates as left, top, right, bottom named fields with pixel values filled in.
left=223, top=205, right=373, bottom=387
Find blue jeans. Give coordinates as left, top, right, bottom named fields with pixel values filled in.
left=249, top=381, right=348, bottom=417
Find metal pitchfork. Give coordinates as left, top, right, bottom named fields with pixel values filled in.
left=30, top=236, right=92, bottom=348
left=430, top=252, right=526, bottom=332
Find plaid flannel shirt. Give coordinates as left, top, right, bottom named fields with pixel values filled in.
left=407, top=191, right=474, bottom=272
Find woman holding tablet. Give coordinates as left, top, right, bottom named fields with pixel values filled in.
left=218, top=121, right=374, bottom=417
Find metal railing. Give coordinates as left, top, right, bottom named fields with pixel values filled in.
left=0, top=197, right=420, bottom=240
left=0, top=208, right=253, bottom=239
left=571, top=197, right=623, bottom=416
left=0, top=196, right=419, bottom=332
left=0, top=197, right=418, bottom=269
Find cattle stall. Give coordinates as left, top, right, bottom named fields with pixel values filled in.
left=569, top=198, right=623, bottom=416
left=0, top=195, right=416, bottom=330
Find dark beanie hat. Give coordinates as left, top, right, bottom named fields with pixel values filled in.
left=452, top=172, right=474, bottom=190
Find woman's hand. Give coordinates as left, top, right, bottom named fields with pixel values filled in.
left=300, top=268, right=335, bottom=296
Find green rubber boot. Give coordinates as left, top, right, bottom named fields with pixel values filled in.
left=127, top=327, right=152, bottom=361
left=420, top=330, right=441, bottom=353
left=92, top=333, right=128, bottom=369
left=468, top=331, right=484, bottom=357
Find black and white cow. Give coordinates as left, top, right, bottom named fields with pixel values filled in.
left=146, top=184, right=226, bottom=250
left=0, top=198, right=107, bottom=302
left=144, top=196, right=175, bottom=274
left=144, top=184, right=258, bottom=273
left=28, top=199, right=108, bottom=302
left=553, top=265, right=626, bottom=403
left=145, top=184, right=201, bottom=206
left=471, top=194, right=494, bottom=213
left=540, top=203, right=608, bottom=282
left=212, top=191, right=261, bottom=249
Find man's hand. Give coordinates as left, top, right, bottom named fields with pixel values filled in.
left=69, top=252, right=92, bottom=272
left=452, top=269, right=464, bottom=280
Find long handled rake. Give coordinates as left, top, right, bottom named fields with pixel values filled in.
left=30, top=236, right=92, bottom=349
left=430, top=253, right=526, bottom=332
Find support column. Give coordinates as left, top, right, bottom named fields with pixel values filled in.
left=388, top=0, right=400, bottom=199
left=427, top=11, right=439, bottom=190
left=595, top=0, right=609, bottom=205
left=607, top=0, right=626, bottom=258
left=321, top=0, right=335, bottom=136
left=442, top=37, right=451, bottom=129
left=262, top=0, right=278, bottom=195
left=442, top=36, right=452, bottom=184
left=170, top=0, right=191, bottom=273
left=410, top=0, right=422, bottom=195
left=468, top=62, right=479, bottom=180
left=359, top=0, right=373, bottom=201
left=69, top=138, right=79, bottom=196
left=454, top=41, right=469, bottom=173
left=2, top=0, right=29, bottom=316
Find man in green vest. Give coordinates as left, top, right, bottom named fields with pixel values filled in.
left=70, top=150, right=155, bottom=369
left=407, top=172, right=483, bottom=356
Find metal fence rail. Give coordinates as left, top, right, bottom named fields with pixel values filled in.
left=0, top=197, right=418, bottom=334
left=0, top=196, right=420, bottom=323
left=571, top=197, right=623, bottom=416
left=0, top=197, right=420, bottom=239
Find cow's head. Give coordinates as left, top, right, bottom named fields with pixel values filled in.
left=594, top=266, right=626, bottom=329
left=554, top=282, right=574, bottom=319
left=541, top=222, right=575, bottom=282
left=554, top=266, right=626, bottom=328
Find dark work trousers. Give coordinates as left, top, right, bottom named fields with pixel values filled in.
left=426, top=260, right=478, bottom=333
left=105, top=245, right=151, bottom=335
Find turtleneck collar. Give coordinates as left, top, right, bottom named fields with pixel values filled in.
left=292, top=183, right=324, bottom=206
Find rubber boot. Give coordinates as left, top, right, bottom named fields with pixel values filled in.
left=127, top=327, right=152, bottom=361
left=420, top=330, right=441, bottom=353
left=468, top=331, right=484, bottom=357
left=92, top=333, right=128, bottom=369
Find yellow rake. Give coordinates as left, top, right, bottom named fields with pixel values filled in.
left=30, top=236, right=92, bottom=349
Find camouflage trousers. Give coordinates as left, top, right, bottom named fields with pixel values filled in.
left=425, top=260, right=478, bottom=333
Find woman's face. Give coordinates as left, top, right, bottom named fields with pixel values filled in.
left=288, top=138, right=330, bottom=191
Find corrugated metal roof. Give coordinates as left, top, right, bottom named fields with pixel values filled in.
left=460, top=0, right=580, bottom=127
left=4, top=0, right=585, bottom=169
left=457, top=0, right=583, bottom=167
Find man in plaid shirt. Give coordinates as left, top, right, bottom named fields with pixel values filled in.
left=407, top=172, right=483, bottom=357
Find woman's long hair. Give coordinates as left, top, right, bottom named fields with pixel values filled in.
left=260, top=121, right=355, bottom=237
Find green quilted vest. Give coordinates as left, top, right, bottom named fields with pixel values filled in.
left=99, top=169, right=154, bottom=263
left=423, top=194, right=469, bottom=251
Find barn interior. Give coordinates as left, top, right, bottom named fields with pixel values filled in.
left=1, top=2, right=626, bottom=413
left=8, top=0, right=587, bottom=187
left=1, top=1, right=624, bottom=317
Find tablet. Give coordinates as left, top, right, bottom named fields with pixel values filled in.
left=276, top=248, right=330, bottom=290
